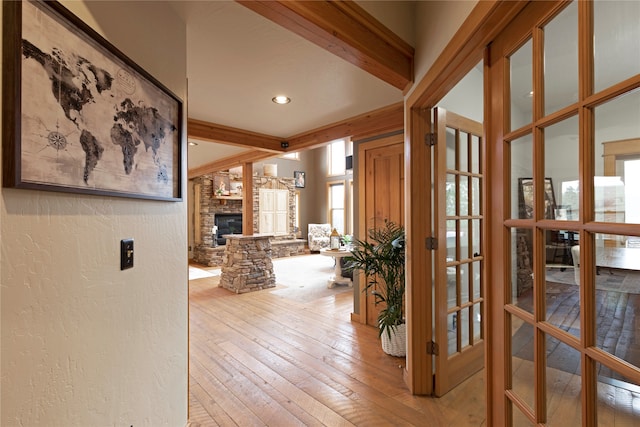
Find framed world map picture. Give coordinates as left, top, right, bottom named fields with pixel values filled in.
left=2, top=0, right=183, bottom=201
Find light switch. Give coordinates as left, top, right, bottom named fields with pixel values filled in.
left=121, top=239, right=134, bottom=270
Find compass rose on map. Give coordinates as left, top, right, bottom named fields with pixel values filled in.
left=47, top=130, right=67, bottom=151
left=36, top=119, right=74, bottom=155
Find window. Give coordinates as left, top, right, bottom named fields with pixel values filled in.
left=348, top=179, right=353, bottom=235
left=601, top=137, right=640, bottom=225
left=281, top=151, right=299, bottom=160
left=560, top=179, right=579, bottom=220
left=328, top=182, right=345, bottom=234
left=327, top=139, right=346, bottom=176
left=625, top=159, right=640, bottom=223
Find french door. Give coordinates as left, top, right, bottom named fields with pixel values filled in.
left=488, top=1, right=640, bottom=425
left=432, top=108, right=485, bottom=396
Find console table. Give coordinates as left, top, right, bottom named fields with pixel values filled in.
left=320, top=248, right=353, bottom=288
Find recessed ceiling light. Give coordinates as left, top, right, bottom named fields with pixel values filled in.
left=272, top=95, right=291, bottom=105
left=188, top=141, right=198, bottom=146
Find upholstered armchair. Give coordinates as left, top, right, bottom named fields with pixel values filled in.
left=308, top=223, right=331, bottom=252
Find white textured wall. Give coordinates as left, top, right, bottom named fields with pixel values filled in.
left=1, top=1, right=188, bottom=426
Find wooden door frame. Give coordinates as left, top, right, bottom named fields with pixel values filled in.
left=603, top=137, right=640, bottom=176
left=403, top=0, right=528, bottom=405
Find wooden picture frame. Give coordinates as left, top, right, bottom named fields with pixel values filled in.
left=518, top=177, right=556, bottom=219
left=294, top=171, right=305, bottom=188
left=2, top=0, right=183, bottom=201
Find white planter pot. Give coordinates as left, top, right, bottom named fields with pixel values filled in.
left=381, top=323, right=406, bottom=357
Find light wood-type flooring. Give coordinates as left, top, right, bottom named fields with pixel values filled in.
left=187, top=265, right=486, bottom=426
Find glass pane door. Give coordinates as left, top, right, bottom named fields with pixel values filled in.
left=490, top=0, right=640, bottom=424
left=433, top=107, right=485, bottom=397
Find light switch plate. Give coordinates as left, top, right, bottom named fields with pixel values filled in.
left=121, top=239, right=134, bottom=270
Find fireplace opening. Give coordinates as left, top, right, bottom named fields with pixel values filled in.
left=214, top=213, right=242, bottom=245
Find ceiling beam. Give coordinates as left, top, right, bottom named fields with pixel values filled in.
left=188, top=118, right=286, bottom=153
left=286, top=102, right=404, bottom=150
left=237, top=0, right=414, bottom=91
left=187, top=149, right=275, bottom=179
left=187, top=101, right=404, bottom=178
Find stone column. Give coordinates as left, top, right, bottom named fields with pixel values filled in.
left=219, top=235, right=276, bottom=293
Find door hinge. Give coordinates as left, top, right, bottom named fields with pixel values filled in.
left=425, top=132, right=436, bottom=146
left=425, top=237, right=438, bottom=250
left=427, top=341, right=439, bottom=355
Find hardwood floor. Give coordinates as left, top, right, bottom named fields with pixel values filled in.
left=515, top=279, right=640, bottom=379
left=512, top=277, right=640, bottom=425
left=188, top=267, right=486, bottom=426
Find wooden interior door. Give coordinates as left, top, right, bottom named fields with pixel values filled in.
left=433, top=107, right=485, bottom=396
left=359, top=134, right=404, bottom=328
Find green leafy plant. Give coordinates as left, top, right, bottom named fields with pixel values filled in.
left=345, top=220, right=405, bottom=339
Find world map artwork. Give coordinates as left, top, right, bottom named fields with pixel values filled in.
left=18, top=1, right=179, bottom=199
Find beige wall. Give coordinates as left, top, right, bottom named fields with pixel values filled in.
left=0, top=1, right=480, bottom=423
left=356, top=0, right=416, bottom=46
left=410, top=0, right=477, bottom=98
left=1, top=1, right=188, bottom=425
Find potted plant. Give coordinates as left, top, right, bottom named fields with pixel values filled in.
left=341, top=234, right=353, bottom=249
left=345, top=220, right=406, bottom=356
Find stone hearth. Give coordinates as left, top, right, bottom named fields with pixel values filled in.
left=219, top=235, right=276, bottom=293
left=193, top=239, right=306, bottom=267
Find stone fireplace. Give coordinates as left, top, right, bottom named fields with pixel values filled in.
left=214, top=213, right=242, bottom=246
left=192, top=172, right=306, bottom=267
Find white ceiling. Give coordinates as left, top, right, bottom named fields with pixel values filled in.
left=170, top=1, right=640, bottom=172
left=167, top=1, right=411, bottom=171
